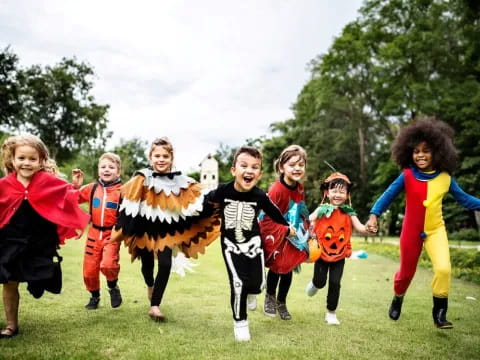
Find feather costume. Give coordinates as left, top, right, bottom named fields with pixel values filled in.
left=112, top=169, right=220, bottom=260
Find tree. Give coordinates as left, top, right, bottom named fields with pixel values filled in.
left=112, top=137, right=148, bottom=179
left=0, top=48, right=110, bottom=164
left=0, top=47, right=22, bottom=130
left=256, top=0, right=480, bottom=232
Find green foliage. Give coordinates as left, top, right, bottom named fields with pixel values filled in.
left=0, top=47, right=110, bottom=164
left=250, top=0, right=480, bottom=230
left=111, top=137, right=148, bottom=179
left=450, top=228, right=480, bottom=242
left=358, top=239, right=480, bottom=285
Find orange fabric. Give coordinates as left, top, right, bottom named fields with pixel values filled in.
left=122, top=175, right=204, bottom=211
left=313, top=208, right=352, bottom=262
left=114, top=215, right=221, bottom=261
left=79, top=181, right=122, bottom=291
left=83, top=237, right=121, bottom=291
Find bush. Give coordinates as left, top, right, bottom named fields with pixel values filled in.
left=449, top=228, right=480, bottom=242
left=354, top=240, right=480, bottom=285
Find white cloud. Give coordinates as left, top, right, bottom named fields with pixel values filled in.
left=0, top=0, right=363, bottom=172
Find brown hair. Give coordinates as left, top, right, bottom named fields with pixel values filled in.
left=99, top=152, right=122, bottom=170
left=391, top=117, right=457, bottom=173
left=232, top=146, right=263, bottom=167
left=274, top=144, right=307, bottom=175
left=1, top=134, right=58, bottom=175
left=149, top=137, right=174, bottom=171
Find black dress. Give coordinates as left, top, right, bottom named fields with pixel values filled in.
left=0, top=200, right=60, bottom=297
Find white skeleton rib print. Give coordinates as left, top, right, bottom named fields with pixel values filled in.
left=224, top=199, right=257, bottom=243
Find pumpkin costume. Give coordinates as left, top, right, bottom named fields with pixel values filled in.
left=310, top=204, right=356, bottom=311
left=306, top=172, right=367, bottom=320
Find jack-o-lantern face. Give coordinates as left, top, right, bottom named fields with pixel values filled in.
left=314, top=209, right=352, bottom=261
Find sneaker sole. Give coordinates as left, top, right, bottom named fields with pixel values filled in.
left=263, top=311, right=276, bottom=318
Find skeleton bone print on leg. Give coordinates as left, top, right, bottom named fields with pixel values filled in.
left=224, top=199, right=257, bottom=242
left=223, top=236, right=265, bottom=318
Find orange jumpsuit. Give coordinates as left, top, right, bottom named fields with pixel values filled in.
left=78, top=180, right=122, bottom=292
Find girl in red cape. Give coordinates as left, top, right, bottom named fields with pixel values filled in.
left=0, top=134, right=90, bottom=338
left=258, top=145, right=311, bottom=320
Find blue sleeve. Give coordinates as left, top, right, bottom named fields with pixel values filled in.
left=370, top=173, right=405, bottom=216
left=449, top=178, right=480, bottom=210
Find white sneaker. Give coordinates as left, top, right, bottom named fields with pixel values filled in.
left=306, top=281, right=319, bottom=297
left=233, top=320, right=251, bottom=341
left=247, top=294, right=257, bottom=311
left=325, top=312, right=340, bottom=325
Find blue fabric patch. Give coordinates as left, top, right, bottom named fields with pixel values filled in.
left=92, top=198, right=101, bottom=208
left=106, top=202, right=118, bottom=210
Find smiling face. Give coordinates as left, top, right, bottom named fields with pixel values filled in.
left=150, top=145, right=173, bottom=174
left=412, top=141, right=433, bottom=172
left=280, top=155, right=305, bottom=186
left=98, top=158, right=120, bottom=183
left=231, top=152, right=262, bottom=192
left=13, top=145, right=43, bottom=185
left=326, top=183, right=348, bottom=206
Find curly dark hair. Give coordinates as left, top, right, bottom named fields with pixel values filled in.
left=391, top=117, right=458, bottom=174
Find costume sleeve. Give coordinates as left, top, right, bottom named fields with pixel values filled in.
left=261, top=193, right=289, bottom=226
left=449, top=178, right=480, bottom=210
left=370, top=173, right=405, bottom=216
left=78, top=183, right=94, bottom=204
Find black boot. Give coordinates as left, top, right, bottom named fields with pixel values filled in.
left=432, top=297, right=453, bottom=329
left=388, top=294, right=404, bottom=320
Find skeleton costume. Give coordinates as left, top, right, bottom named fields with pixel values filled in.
left=205, top=182, right=289, bottom=321
left=112, top=168, right=220, bottom=307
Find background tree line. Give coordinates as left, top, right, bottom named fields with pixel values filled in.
left=213, top=0, right=480, bottom=239
left=1, top=0, right=479, bottom=238
left=0, top=46, right=148, bottom=183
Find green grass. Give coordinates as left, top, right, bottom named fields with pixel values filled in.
left=1, top=237, right=480, bottom=360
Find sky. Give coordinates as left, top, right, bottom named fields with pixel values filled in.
left=0, top=0, right=364, bottom=172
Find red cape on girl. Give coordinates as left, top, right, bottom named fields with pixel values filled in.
left=0, top=171, right=90, bottom=243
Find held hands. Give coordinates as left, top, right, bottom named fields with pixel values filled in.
left=71, top=168, right=84, bottom=190
left=365, top=214, right=378, bottom=234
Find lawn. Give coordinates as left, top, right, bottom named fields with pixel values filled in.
left=1, top=237, right=479, bottom=360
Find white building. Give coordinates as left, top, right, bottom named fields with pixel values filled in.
left=199, top=154, right=219, bottom=190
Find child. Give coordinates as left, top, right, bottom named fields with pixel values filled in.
left=204, top=145, right=295, bottom=341
left=306, top=172, right=370, bottom=325
left=112, top=137, right=220, bottom=321
left=72, top=152, right=123, bottom=310
left=258, top=145, right=310, bottom=320
left=0, top=134, right=89, bottom=338
left=365, top=117, right=480, bottom=329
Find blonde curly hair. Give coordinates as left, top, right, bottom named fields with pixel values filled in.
left=1, top=134, right=58, bottom=176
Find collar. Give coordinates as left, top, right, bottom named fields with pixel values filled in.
left=98, top=178, right=122, bottom=187
left=151, top=170, right=182, bottom=179
left=280, top=174, right=298, bottom=190
left=410, top=166, right=440, bottom=181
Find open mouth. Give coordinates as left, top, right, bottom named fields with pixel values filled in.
left=243, top=175, right=254, bottom=185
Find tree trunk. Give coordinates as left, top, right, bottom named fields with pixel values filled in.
left=357, top=125, right=366, bottom=186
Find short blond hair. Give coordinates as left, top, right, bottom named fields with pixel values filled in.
left=99, top=152, right=122, bottom=170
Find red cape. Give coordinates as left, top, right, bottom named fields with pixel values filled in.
left=0, top=171, right=90, bottom=244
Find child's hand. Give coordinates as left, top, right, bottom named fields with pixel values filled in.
left=72, top=168, right=84, bottom=189
left=288, top=226, right=297, bottom=238
left=365, top=214, right=378, bottom=233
